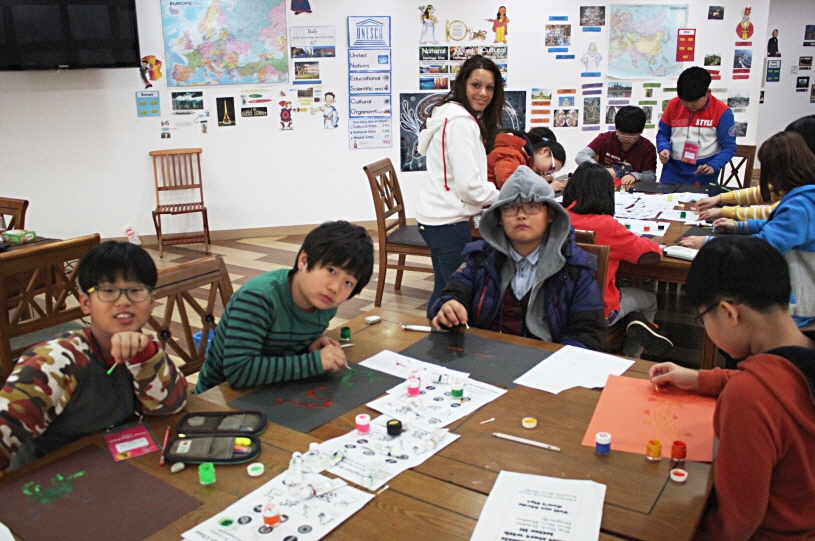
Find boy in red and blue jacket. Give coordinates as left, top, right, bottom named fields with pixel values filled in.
left=657, top=66, right=737, bottom=185
left=429, top=166, right=606, bottom=351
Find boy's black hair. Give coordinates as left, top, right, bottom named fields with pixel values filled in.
left=676, top=66, right=711, bottom=101
left=757, top=131, right=815, bottom=201
left=614, top=106, right=646, bottom=133
left=527, top=126, right=557, bottom=143
left=531, top=139, right=567, bottom=165
left=686, top=236, right=790, bottom=312
left=561, top=162, right=615, bottom=216
left=785, top=114, right=815, bottom=155
left=292, top=221, right=374, bottom=298
left=78, top=241, right=158, bottom=292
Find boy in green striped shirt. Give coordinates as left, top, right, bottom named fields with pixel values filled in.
left=195, top=221, right=374, bottom=393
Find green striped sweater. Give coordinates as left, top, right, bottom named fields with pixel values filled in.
left=194, top=269, right=336, bottom=393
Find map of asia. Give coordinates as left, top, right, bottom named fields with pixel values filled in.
left=608, top=4, right=688, bottom=79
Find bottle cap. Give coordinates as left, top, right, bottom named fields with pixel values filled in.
left=386, top=419, right=403, bottom=436
left=309, top=442, right=319, bottom=452
left=670, top=468, right=688, bottom=483
left=247, top=463, right=265, bottom=477
left=595, top=432, right=612, bottom=445
left=522, top=417, right=537, bottom=429
left=340, top=326, right=352, bottom=340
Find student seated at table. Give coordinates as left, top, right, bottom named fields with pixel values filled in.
left=575, top=105, right=657, bottom=188
left=657, top=66, right=737, bottom=186
left=195, top=221, right=373, bottom=393
left=649, top=236, right=815, bottom=540
left=680, top=131, right=815, bottom=327
left=0, top=241, right=188, bottom=471
left=487, top=128, right=566, bottom=190
left=563, top=162, right=673, bottom=358
left=693, top=114, right=815, bottom=221
left=429, top=166, right=606, bottom=351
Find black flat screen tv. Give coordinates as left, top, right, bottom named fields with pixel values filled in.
left=0, top=0, right=140, bottom=70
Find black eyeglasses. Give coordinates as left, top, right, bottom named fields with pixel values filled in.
left=695, top=300, right=739, bottom=327
left=87, top=285, right=152, bottom=303
left=499, top=202, right=544, bottom=216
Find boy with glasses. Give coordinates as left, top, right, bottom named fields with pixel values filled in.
left=650, top=236, right=815, bottom=540
left=430, top=166, right=606, bottom=350
left=656, top=66, right=737, bottom=185
left=0, top=241, right=188, bottom=471
left=487, top=128, right=567, bottom=190
left=576, top=105, right=657, bottom=188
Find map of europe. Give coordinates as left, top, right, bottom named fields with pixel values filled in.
left=160, top=0, right=288, bottom=86
left=608, top=4, right=688, bottom=79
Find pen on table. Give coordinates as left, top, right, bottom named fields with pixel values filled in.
left=159, top=426, right=171, bottom=466
left=493, top=432, right=561, bottom=453
left=401, top=324, right=448, bottom=333
left=341, top=343, right=354, bottom=349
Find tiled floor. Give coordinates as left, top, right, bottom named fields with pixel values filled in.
left=144, top=233, right=707, bottom=373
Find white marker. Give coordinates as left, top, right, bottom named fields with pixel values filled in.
left=493, top=432, right=561, bottom=453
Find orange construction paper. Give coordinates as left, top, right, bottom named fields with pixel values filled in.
left=582, top=375, right=717, bottom=462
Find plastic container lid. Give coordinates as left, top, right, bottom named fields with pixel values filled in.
left=670, top=468, right=688, bottom=483
left=595, top=432, right=612, bottom=444
left=309, top=442, right=319, bottom=452
left=522, top=417, right=537, bottom=429
left=247, top=463, right=265, bottom=477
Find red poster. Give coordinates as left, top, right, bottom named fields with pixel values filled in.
left=676, top=29, right=696, bottom=62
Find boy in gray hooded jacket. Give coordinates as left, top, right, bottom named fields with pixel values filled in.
left=430, top=166, right=607, bottom=350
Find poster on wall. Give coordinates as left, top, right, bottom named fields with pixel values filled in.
left=676, top=29, right=696, bottom=62
left=399, top=91, right=527, bottom=171
left=607, top=4, right=688, bottom=79
left=136, top=91, right=161, bottom=117
left=766, top=59, right=781, bottom=81
left=160, top=0, right=288, bottom=86
left=348, top=16, right=391, bottom=150
left=530, top=88, right=552, bottom=125
left=290, top=26, right=336, bottom=58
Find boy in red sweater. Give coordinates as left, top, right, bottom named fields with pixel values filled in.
left=487, top=128, right=567, bottom=190
left=650, top=236, right=815, bottom=540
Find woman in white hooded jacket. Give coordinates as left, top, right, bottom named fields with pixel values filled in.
left=415, top=55, right=505, bottom=316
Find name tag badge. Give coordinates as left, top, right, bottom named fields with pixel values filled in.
left=682, top=142, right=699, bottom=164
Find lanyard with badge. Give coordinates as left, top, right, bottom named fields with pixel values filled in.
left=682, top=113, right=702, bottom=164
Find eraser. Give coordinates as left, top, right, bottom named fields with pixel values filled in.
left=365, top=315, right=382, bottom=325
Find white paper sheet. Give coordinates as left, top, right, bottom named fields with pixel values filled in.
left=181, top=471, right=374, bottom=541
left=513, top=345, right=634, bottom=394
left=367, top=377, right=506, bottom=431
left=358, top=350, right=469, bottom=382
left=320, top=415, right=459, bottom=490
left=470, top=471, right=606, bottom=541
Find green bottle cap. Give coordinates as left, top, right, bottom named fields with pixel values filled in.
left=199, top=462, right=216, bottom=486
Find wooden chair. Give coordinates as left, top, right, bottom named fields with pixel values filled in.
left=719, top=144, right=756, bottom=189
left=364, top=158, right=433, bottom=307
left=577, top=242, right=610, bottom=299
left=0, top=234, right=100, bottom=380
left=146, top=255, right=233, bottom=376
left=0, top=197, right=29, bottom=230
left=574, top=230, right=596, bottom=244
left=150, top=148, right=211, bottom=258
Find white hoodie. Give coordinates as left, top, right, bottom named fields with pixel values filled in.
left=414, top=102, right=499, bottom=225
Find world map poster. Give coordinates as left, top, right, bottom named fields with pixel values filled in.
left=160, top=0, right=289, bottom=86
left=608, top=4, right=688, bottom=79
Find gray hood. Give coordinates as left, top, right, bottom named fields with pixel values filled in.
left=479, top=165, right=572, bottom=263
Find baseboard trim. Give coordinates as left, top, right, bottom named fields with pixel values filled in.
left=104, top=219, right=414, bottom=244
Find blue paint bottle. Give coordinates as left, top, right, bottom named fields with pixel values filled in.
left=595, top=432, right=612, bottom=456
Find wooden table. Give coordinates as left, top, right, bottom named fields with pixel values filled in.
left=202, top=308, right=714, bottom=541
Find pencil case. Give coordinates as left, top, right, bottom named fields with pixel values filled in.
left=174, top=410, right=267, bottom=436
left=163, top=434, right=261, bottom=464
left=162, top=411, right=267, bottom=464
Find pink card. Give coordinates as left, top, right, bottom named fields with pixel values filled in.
left=103, top=424, right=159, bottom=461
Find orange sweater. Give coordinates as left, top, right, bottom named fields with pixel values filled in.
left=487, top=133, right=533, bottom=188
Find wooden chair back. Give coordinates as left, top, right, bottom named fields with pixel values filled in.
left=364, top=158, right=432, bottom=307
left=719, top=144, right=756, bottom=189
left=0, top=234, right=101, bottom=379
left=146, top=255, right=233, bottom=376
left=149, top=148, right=210, bottom=257
left=577, top=242, right=610, bottom=299
left=574, top=230, right=596, bottom=244
left=0, top=197, right=29, bottom=230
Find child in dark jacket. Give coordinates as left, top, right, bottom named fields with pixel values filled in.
left=429, top=166, right=606, bottom=351
left=564, top=162, right=673, bottom=358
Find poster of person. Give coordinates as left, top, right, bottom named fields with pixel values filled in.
left=583, top=97, right=600, bottom=125
left=767, top=29, right=780, bottom=58
left=641, top=105, right=653, bottom=125
left=605, top=105, right=618, bottom=124
left=579, top=6, right=605, bottom=26
left=707, top=6, right=724, bottom=20
left=545, top=25, right=571, bottom=47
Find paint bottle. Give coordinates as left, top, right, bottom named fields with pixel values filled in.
left=300, top=477, right=347, bottom=499
left=595, top=432, right=612, bottom=456
left=625, top=224, right=631, bottom=230
left=340, top=326, right=352, bottom=343
left=680, top=211, right=687, bottom=219
left=285, top=452, right=304, bottom=493
left=361, top=465, right=377, bottom=488
left=198, top=462, right=216, bottom=486
left=646, top=439, right=663, bottom=461
left=262, top=501, right=281, bottom=527
left=671, top=440, right=687, bottom=465
left=425, top=428, right=448, bottom=450
left=451, top=381, right=464, bottom=398
left=386, top=419, right=403, bottom=436
left=355, top=413, right=371, bottom=434
left=407, top=378, right=421, bottom=397
left=303, top=442, right=322, bottom=472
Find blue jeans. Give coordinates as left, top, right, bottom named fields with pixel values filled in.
left=418, top=221, right=473, bottom=319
